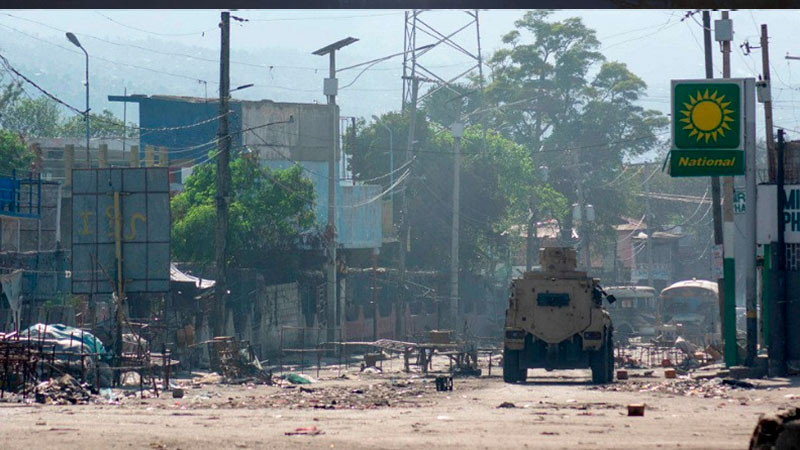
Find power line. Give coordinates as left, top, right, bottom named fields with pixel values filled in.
left=0, top=22, right=215, bottom=85
left=247, top=11, right=403, bottom=22
left=94, top=11, right=217, bottom=37
left=0, top=52, right=84, bottom=115
left=2, top=13, right=325, bottom=73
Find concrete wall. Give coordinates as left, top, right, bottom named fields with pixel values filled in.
left=241, top=101, right=334, bottom=163
left=27, top=138, right=130, bottom=182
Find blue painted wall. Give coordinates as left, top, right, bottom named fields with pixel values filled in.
left=110, top=96, right=243, bottom=164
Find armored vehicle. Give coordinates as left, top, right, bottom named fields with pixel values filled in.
left=503, top=247, right=616, bottom=384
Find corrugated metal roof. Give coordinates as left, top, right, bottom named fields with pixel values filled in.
left=170, top=264, right=215, bottom=289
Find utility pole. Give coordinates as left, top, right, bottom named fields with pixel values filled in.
left=572, top=150, right=589, bottom=271
left=401, top=9, right=484, bottom=332
left=450, top=122, right=464, bottom=332
left=719, top=10, right=739, bottom=367
left=645, top=173, right=655, bottom=289
left=744, top=75, right=758, bottom=366
left=213, top=11, right=230, bottom=338
left=122, top=86, right=127, bottom=162
left=526, top=197, right=536, bottom=272
left=761, top=25, right=776, bottom=182
left=704, top=11, right=726, bottom=339
left=313, top=37, right=358, bottom=345
left=372, top=248, right=379, bottom=342
left=772, top=129, right=788, bottom=376
left=400, top=75, right=417, bottom=335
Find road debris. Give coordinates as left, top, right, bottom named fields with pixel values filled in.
left=497, top=402, right=516, bottom=408
left=722, top=378, right=755, bottom=389
left=34, top=374, right=94, bottom=405
left=435, top=375, right=453, bottom=392
left=627, top=404, right=646, bottom=416
left=285, top=426, right=323, bottom=436
left=590, top=376, right=746, bottom=399
left=282, top=373, right=315, bottom=385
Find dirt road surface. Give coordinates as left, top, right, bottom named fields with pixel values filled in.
left=2, top=362, right=799, bottom=449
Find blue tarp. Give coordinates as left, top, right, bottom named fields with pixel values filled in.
left=19, top=323, right=109, bottom=361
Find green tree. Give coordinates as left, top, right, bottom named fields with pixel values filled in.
left=0, top=96, right=62, bottom=137
left=347, top=112, right=566, bottom=275
left=487, top=11, right=667, bottom=249
left=0, top=79, right=23, bottom=120
left=0, top=82, right=136, bottom=139
left=421, top=82, right=479, bottom=128
left=171, top=155, right=316, bottom=282
left=61, top=109, right=137, bottom=138
left=0, top=130, right=32, bottom=175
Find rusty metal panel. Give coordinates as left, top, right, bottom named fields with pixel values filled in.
left=71, top=167, right=170, bottom=294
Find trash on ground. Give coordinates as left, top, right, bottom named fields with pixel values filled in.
left=627, top=404, right=646, bottom=416
left=34, top=374, right=94, bottom=405
left=285, top=426, right=323, bottom=436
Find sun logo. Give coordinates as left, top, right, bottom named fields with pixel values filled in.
left=679, top=89, right=735, bottom=143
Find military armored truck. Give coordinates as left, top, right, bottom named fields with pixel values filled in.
left=503, top=247, right=616, bottom=384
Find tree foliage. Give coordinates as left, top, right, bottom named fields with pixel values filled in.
left=346, top=112, right=566, bottom=274
left=0, top=83, right=136, bottom=139
left=486, top=10, right=668, bottom=244
left=171, top=155, right=316, bottom=282
left=0, top=130, right=32, bottom=176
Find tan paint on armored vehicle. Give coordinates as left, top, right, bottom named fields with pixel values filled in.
left=503, top=247, right=614, bottom=384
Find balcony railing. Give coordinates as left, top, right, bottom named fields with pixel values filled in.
left=0, top=170, right=42, bottom=219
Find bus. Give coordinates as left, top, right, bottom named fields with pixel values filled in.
left=658, top=279, right=720, bottom=346
left=604, top=286, right=658, bottom=344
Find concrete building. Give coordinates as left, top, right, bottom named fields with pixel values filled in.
left=109, top=94, right=383, bottom=249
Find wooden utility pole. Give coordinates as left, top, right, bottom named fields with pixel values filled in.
left=214, top=11, right=231, bottom=338
left=704, top=11, right=726, bottom=336
left=761, top=24, right=776, bottom=182
left=772, top=129, right=788, bottom=376
left=720, top=10, right=739, bottom=367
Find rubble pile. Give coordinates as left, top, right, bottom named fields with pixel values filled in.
left=182, top=379, right=435, bottom=410
left=261, top=380, right=433, bottom=409
left=591, top=377, right=746, bottom=399
left=34, top=374, right=94, bottom=405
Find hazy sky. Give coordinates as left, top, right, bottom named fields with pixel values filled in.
left=2, top=9, right=800, bottom=136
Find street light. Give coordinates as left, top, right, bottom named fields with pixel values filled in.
left=371, top=115, right=394, bottom=199
left=66, top=32, right=90, bottom=166
left=313, top=37, right=358, bottom=346
left=230, top=83, right=254, bottom=94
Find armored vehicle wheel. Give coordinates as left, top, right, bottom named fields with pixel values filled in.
left=503, top=348, right=526, bottom=383
left=590, top=330, right=613, bottom=384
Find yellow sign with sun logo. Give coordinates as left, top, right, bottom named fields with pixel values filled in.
left=672, top=81, right=742, bottom=150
